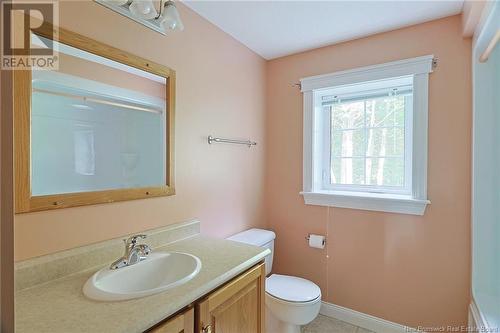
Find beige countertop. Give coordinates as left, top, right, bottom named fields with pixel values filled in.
left=15, top=236, right=269, bottom=333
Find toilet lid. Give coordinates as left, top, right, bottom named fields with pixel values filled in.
left=265, top=274, right=321, bottom=303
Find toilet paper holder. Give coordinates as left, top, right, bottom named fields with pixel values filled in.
left=305, top=234, right=326, bottom=246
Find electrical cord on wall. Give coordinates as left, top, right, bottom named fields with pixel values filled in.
left=326, top=207, right=331, bottom=300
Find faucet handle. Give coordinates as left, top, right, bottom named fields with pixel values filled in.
left=125, top=234, right=147, bottom=246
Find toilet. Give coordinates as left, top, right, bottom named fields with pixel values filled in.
left=227, top=228, right=321, bottom=333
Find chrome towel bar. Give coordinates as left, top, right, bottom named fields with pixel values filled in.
left=207, top=135, right=257, bottom=148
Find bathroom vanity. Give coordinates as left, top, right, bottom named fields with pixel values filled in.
left=149, top=262, right=265, bottom=333
left=14, top=221, right=269, bottom=333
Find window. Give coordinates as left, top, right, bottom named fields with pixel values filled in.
left=319, top=77, right=413, bottom=195
left=301, top=56, right=433, bottom=215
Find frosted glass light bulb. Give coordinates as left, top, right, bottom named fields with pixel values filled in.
left=159, top=1, right=184, bottom=31
left=129, top=0, right=157, bottom=20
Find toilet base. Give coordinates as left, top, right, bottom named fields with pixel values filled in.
left=265, top=307, right=301, bottom=333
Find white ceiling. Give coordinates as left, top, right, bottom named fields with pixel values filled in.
left=183, top=0, right=465, bottom=60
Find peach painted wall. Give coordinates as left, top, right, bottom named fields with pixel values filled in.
left=14, top=2, right=267, bottom=260
left=265, top=15, right=471, bottom=329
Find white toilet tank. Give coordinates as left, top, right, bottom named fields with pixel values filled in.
left=227, top=228, right=275, bottom=275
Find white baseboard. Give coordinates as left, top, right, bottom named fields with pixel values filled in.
left=320, top=301, right=416, bottom=333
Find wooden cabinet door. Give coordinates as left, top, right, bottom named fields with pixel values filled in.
left=196, top=263, right=265, bottom=333
left=149, top=308, right=194, bottom=333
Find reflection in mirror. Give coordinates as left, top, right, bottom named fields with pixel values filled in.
left=30, top=34, right=167, bottom=196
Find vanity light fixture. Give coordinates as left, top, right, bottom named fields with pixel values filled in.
left=95, top=0, right=184, bottom=35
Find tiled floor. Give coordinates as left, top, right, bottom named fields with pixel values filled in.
left=302, top=315, right=375, bottom=333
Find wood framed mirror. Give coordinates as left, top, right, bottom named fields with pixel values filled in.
left=14, top=23, right=175, bottom=213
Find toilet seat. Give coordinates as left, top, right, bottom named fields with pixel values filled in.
left=264, top=275, right=322, bottom=330
left=265, top=274, right=321, bottom=303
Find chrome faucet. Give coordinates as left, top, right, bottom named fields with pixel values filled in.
left=110, top=234, right=152, bottom=270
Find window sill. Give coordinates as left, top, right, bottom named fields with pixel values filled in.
left=300, top=191, right=430, bottom=215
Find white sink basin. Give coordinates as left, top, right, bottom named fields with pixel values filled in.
left=83, top=252, right=201, bottom=301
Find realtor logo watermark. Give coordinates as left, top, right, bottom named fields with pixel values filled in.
left=1, top=0, right=59, bottom=70
left=405, top=326, right=500, bottom=332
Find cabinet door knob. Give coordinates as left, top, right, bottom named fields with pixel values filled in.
left=202, top=324, right=212, bottom=333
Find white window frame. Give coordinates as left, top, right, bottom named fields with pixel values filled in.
left=300, top=55, right=433, bottom=215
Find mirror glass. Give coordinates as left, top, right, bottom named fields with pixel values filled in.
left=30, top=34, right=167, bottom=196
